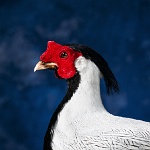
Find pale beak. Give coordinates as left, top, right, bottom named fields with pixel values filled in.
left=34, top=61, right=58, bottom=72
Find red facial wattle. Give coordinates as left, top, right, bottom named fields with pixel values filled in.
left=40, top=41, right=82, bottom=79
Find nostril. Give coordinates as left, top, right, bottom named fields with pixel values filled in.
left=41, top=61, right=45, bottom=64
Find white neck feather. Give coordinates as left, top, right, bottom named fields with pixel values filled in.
left=57, top=56, right=107, bottom=121
left=69, top=56, right=106, bottom=113
left=52, top=57, right=150, bottom=150
left=52, top=56, right=108, bottom=149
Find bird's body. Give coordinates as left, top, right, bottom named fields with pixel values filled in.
left=51, top=57, right=150, bottom=150
left=34, top=41, right=150, bottom=150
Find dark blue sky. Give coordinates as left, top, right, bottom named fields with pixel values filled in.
left=0, top=0, right=150, bottom=149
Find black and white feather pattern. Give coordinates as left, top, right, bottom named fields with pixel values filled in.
left=69, top=126, right=150, bottom=150
left=43, top=45, right=150, bottom=150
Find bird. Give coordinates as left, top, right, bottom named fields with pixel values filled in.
left=34, top=41, right=150, bottom=150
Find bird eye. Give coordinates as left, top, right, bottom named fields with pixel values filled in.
left=60, top=52, right=68, bottom=58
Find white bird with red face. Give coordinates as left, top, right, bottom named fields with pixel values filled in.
left=34, top=41, right=150, bottom=150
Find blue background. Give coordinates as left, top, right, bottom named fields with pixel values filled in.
left=0, top=0, right=150, bottom=149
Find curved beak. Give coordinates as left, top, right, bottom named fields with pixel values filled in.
left=34, top=61, right=58, bottom=72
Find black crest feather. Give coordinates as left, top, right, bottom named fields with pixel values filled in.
left=65, top=44, right=119, bottom=95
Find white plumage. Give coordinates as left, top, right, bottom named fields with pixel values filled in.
left=52, top=56, right=150, bottom=150
left=34, top=41, right=150, bottom=150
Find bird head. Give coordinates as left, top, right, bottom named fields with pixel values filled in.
left=34, top=41, right=82, bottom=79
left=34, top=41, right=119, bottom=94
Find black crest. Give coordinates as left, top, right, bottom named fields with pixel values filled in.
left=65, top=44, right=119, bottom=95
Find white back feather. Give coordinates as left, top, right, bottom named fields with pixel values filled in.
left=52, top=56, right=150, bottom=150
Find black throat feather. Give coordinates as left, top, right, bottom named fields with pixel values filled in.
left=43, top=72, right=80, bottom=150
